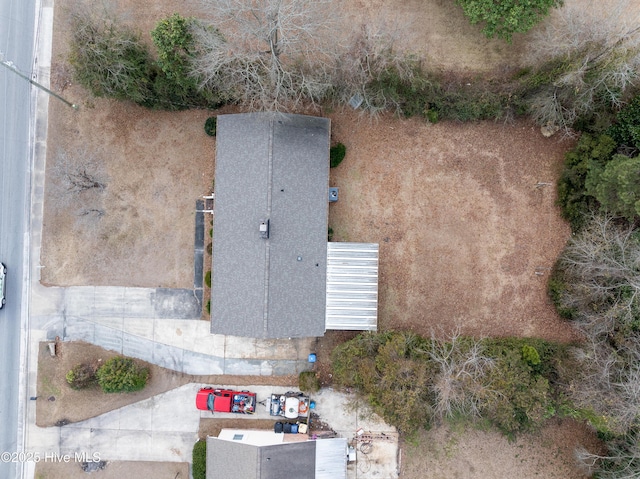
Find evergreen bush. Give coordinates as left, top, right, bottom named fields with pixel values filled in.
left=96, top=356, right=149, bottom=393
left=192, top=440, right=206, bottom=479
left=204, top=117, right=217, bottom=137
left=330, top=143, right=346, bottom=168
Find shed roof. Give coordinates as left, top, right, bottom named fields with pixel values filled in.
left=211, top=113, right=330, bottom=339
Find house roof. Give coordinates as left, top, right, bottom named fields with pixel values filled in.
left=211, top=113, right=330, bottom=339
left=207, top=436, right=316, bottom=479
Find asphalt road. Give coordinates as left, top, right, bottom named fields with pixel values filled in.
left=0, top=0, right=36, bottom=477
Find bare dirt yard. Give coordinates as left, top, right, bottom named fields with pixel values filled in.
left=401, top=419, right=604, bottom=479
left=38, top=0, right=611, bottom=477
left=328, top=112, right=577, bottom=342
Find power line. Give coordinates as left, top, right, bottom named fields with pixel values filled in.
left=0, top=52, right=78, bottom=110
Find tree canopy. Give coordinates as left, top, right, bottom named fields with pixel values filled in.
left=192, top=0, right=337, bottom=110
left=587, top=154, right=640, bottom=221
left=456, top=0, right=562, bottom=42
left=68, top=9, right=153, bottom=103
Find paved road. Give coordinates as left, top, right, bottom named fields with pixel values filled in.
left=0, top=0, right=36, bottom=477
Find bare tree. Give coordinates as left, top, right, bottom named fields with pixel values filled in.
left=427, top=330, right=495, bottom=420
left=575, top=431, right=640, bottom=479
left=555, top=212, right=640, bottom=476
left=561, top=339, right=640, bottom=436
left=557, top=213, right=640, bottom=340
left=49, top=148, right=108, bottom=220
left=526, top=1, right=640, bottom=133
left=192, top=0, right=339, bottom=111
left=333, top=21, right=427, bottom=115
left=68, top=3, right=153, bottom=104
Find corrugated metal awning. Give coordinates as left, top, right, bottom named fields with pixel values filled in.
left=326, top=242, right=379, bottom=331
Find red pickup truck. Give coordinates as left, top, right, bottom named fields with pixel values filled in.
left=196, top=387, right=256, bottom=414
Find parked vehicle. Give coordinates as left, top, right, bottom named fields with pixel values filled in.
left=196, top=387, right=256, bottom=414
left=0, top=263, right=6, bottom=309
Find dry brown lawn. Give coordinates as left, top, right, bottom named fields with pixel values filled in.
left=34, top=461, right=189, bottom=479
left=328, top=111, right=577, bottom=342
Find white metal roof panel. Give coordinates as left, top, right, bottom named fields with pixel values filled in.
left=325, top=242, right=379, bottom=331
left=315, top=438, right=348, bottom=479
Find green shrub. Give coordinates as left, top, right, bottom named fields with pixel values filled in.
left=299, top=371, right=321, bottom=392
left=151, top=14, right=211, bottom=110
left=69, top=11, right=154, bottom=104
left=331, top=332, right=436, bottom=435
left=587, top=153, right=640, bottom=221
left=204, top=117, right=217, bottom=137
left=521, top=345, right=541, bottom=366
left=330, top=143, right=346, bottom=168
left=426, top=109, right=438, bottom=123
left=365, top=65, right=435, bottom=117
left=547, top=270, right=577, bottom=319
left=328, top=227, right=334, bottom=241
left=608, top=94, right=640, bottom=152
left=206, top=242, right=212, bottom=255
left=96, top=356, right=149, bottom=393
left=467, top=338, right=560, bottom=434
left=556, top=133, right=617, bottom=229
left=331, top=333, right=566, bottom=437
left=192, top=440, right=207, bottom=479
left=206, top=300, right=211, bottom=314
left=66, top=363, right=97, bottom=390
left=204, top=271, right=211, bottom=288
left=482, top=346, right=551, bottom=434
left=456, top=0, right=562, bottom=42
left=433, top=88, right=506, bottom=122
left=484, top=337, right=560, bottom=378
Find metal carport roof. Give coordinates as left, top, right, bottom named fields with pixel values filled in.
left=325, top=242, right=379, bottom=331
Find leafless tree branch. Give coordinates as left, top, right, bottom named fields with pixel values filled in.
left=526, top=1, right=640, bottom=133
left=193, top=0, right=339, bottom=111
left=427, top=329, right=495, bottom=420
left=49, top=148, right=108, bottom=222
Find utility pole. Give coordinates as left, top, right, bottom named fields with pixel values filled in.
left=0, top=53, right=78, bottom=109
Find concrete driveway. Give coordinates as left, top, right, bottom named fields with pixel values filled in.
left=25, top=383, right=398, bottom=479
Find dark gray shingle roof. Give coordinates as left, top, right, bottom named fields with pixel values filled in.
left=211, top=113, right=330, bottom=338
left=206, top=437, right=316, bottom=479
